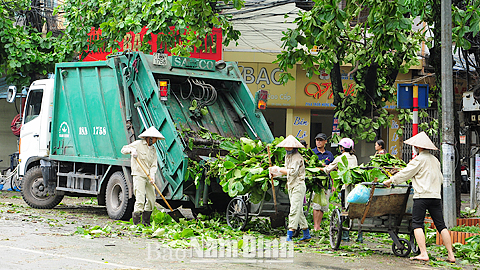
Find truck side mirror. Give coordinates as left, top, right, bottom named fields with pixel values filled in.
left=6, top=85, right=16, bottom=103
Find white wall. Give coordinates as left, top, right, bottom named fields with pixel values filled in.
left=224, top=1, right=299, bottom=52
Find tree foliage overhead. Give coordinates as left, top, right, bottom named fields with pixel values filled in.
left=275, top=0, right=425, bottom=141
left=0, top=0, right=71, bottom=87
left=276, top=0, right=480, bottom=141
left=58, top=0, right=244, bottom=58
left=0, top=0, right=245, bottom=86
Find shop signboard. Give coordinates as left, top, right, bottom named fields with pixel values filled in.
left=388, top=117, right=402, bottom=158
left=290, top=109, right=311, bottom=141
left=295, top=69, right=412, bottom=110
left=237, top=63, right=296, bottom=107
left=295, top=68, right=355, bottom=109
left=83, top=27, right=222, bottom=61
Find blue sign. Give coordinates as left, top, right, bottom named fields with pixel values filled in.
left=397, top=84, right=429, bottom=109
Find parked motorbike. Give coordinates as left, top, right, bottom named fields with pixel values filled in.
left=461, top=161, right=470, bottom=194
left=0, top=153, right=20, bottom=191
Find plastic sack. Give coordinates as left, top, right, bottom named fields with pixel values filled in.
left=346, top=184, right=371, bottom=204
left=313, top=189, right=328, bottom=206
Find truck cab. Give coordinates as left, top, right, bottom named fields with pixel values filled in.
left=19, top=79, right=54, bottom=177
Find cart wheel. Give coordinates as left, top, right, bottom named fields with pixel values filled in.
left=226, top=197, right=249, bottom=230
left=329, top=208, right=342, bottom=249
left=392, top=238, right=412, bottom=257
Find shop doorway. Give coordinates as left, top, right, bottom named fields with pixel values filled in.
left=310, top=110, right=336, bottom=153
left=262, top=108, right=286, bottom=138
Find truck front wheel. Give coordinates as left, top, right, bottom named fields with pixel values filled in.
left=21, top=166, right=64, bottom=209
left=105, top=172, right=134, bottom=220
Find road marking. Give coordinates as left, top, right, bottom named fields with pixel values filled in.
left=0, top=244, right=150, bottom=269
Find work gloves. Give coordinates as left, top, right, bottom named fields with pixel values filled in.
left=150, top=172, right=155, bottom=185
left=130, top=148, right=138, bottom=158
left=269, top=166, right=283, bottom=178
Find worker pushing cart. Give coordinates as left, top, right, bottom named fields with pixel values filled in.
left=383, top=132, right=455, bottom=263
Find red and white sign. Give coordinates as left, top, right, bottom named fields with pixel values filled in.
left=83, top=27, right=222, bottom=61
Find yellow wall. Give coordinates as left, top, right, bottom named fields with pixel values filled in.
left=285, top=108, right=311, bottom=140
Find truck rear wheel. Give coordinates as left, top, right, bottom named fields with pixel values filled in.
left=21, top=166, right=64, bottom=209
left=105, top=172, right=134, bottom=220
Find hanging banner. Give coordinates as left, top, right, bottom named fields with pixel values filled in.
left=331, top=117, right=340, bottom=147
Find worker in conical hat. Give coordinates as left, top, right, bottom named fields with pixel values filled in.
left=269, top=135, right=311, bottom=242
left=383, top=132, right=455, bottom=263
left=121, top=126, right=165, bottom=226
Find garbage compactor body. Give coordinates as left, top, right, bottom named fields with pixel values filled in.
left=18, top=52, right=273, bottom=220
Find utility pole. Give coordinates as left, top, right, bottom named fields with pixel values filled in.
left=441, top=0, right=456, bottom=228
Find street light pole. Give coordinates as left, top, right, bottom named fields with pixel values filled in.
left=441, top=0, right=456, bottom=228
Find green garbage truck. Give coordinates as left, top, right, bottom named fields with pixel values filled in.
left=17, top=52, right=273, bottom=220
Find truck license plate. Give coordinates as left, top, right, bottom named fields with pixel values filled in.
left=153, top=53, right=168, bottom=66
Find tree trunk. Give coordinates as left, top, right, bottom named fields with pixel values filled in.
left=364, top=63, right=379, bottom=116
left=331, top=62, right=344, bottom=106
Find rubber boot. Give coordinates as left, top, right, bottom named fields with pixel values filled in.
left=286, top=230, right=294, bottom=242
left=142, top=211, right=152, bottom=226
left=341, top=231, right=350, bottom=241
left=133, top=212, right=142, bottom=225
left=299, top=229, right=311, bottom=241
left=356, top=231, right=364, bottom=243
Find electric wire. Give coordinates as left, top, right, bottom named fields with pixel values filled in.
left=223, top=0, right=296, bottom=15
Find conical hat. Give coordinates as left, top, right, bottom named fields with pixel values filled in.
left=139, top=126, right=165, bottom=139
left=276, top=135, right=305, bottom=148
left=403, top=131, right=438, bottom=150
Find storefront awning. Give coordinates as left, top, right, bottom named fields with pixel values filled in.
left=453, top=54, right=477, bottom=72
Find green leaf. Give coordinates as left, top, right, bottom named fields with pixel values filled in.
left=234, top=181, right=244, bottom=192
left=181, top=228, right=194, bottom=238
left=261, top=180, right=269, bottom=191
left=224, top=161, right=236, bottom=169
left=233, top=169, right=242, bottom=178
left=228, top=186, right=238, bottom=197
left=255, top=177, right=266, bottom=182
left=189, top=100, right=198, bottom=111
left=243, top=143, right=253, bottom=153
left=249, top=167, right=263, bottom=174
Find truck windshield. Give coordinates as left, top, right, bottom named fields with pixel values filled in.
left=24, top=89, right=43, bottom=124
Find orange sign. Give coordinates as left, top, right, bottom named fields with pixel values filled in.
left=83, top=27, right=222, bottom=61
left=304, top=82, right=356, bottom=100
left=295, top=68, right=356, bottom=109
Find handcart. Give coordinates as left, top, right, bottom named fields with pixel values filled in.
left=226, top=185, right=290, bottom=230
left=226, top=177, right=322, bottom=231
left=329, top=181, right=417, bottom=257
